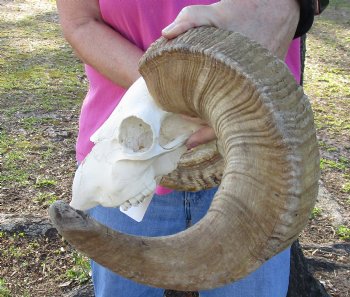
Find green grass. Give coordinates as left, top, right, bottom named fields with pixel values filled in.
left=0, top=132, right=58, bottom=187
left=0, top=278, right=11, bottom=297
left=35, top=177, right=57, bottom=188
left=20, top=116, right=60, bottom=130
left=330, top=0, right=350, bottom=9
left=305, top=1, right=350, bottom=140
left=0, top=0, right=84, bottom=197
left=0, top=1, right=88, bottom=295
left=0, top=230, right=88, bottom=294
left=310, top=207, right=323, bottom=219
left=0, top=132, right=31, bottom=186
left=336, top=225, right=350, bottom=240
left=1, top=233, right=31, bottom=260
left=320, top=157, right=349, bottom=171
left=342, top=182, right=350, bottom=193
left=65, top=252, right=91, bottom=284
left=0, top=6, right=85, bottom=119
left=33, top=192, right=58, bottom=206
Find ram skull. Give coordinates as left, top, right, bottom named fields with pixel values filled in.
left=70, top=77, right=201, bottom=211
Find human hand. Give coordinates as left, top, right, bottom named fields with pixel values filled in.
left=162, top=0, right=300, bottom=148
left=162, top=0, right=300, bottom=59
left=181, top=116, right=216, bottom=149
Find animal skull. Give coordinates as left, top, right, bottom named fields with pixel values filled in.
left=70, top=77, right=201, bottom=211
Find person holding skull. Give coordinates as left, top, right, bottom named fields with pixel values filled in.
left=55, top=0, right=326, bottom=296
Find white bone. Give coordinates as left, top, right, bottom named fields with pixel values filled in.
left=70, top=78, right=200, bottom=211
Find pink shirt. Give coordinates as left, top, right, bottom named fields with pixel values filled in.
left=76, top=0, right=301, bottom=194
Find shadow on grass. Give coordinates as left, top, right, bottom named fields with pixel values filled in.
left=0, top=9, right=86, bottom=115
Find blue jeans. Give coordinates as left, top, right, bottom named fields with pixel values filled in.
left=89, top=188, right=290, bottom=297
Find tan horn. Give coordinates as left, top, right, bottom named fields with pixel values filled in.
left=49, top=27, right=319, bottom=291
left=160, top=139, right=224, bottom=191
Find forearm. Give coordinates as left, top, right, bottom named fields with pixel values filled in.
left=56, top=0, right=143, bottom=89
left=65, top=20, right=143, bottom=88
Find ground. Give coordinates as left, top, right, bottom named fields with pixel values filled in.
left=0, top=0, right=349, bottom=296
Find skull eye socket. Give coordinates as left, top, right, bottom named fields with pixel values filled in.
left=159, top=114, right=191, bottom=149
left=119, top=116, right=153, bottom=153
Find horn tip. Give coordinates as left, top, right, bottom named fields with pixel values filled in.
left=49, top=201, right=90, bottom=233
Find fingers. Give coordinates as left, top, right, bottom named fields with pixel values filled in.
left=162, top=5, right=218, bottom=39
left=181, top=115, right=216, bottom=148
left=186, top=125, right=216, bottom=149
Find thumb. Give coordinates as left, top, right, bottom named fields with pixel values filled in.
left=162, top=5, right=218, bottom=39
left=185, top=126, right=216, bottom=149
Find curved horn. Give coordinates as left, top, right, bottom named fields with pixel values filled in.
left=49, top=27, right=319, bottom=290
left=160, top=140, right=224, bottom=191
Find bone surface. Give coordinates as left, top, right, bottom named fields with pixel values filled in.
left=50, top=27, right=320, bottom=290
left=71, top=77, right=200, bottom=211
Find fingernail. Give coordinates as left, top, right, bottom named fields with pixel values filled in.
left=186, top=142, right=199, bottom=150
left=162, top=22, right=176, bottom=34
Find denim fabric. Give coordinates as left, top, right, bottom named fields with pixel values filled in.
left=89, top=188, right=290, bottom=297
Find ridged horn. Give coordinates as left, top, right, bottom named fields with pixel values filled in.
left=49, top=27, right=319, bottom=290
left=160, top=140, right=224, bottom=191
